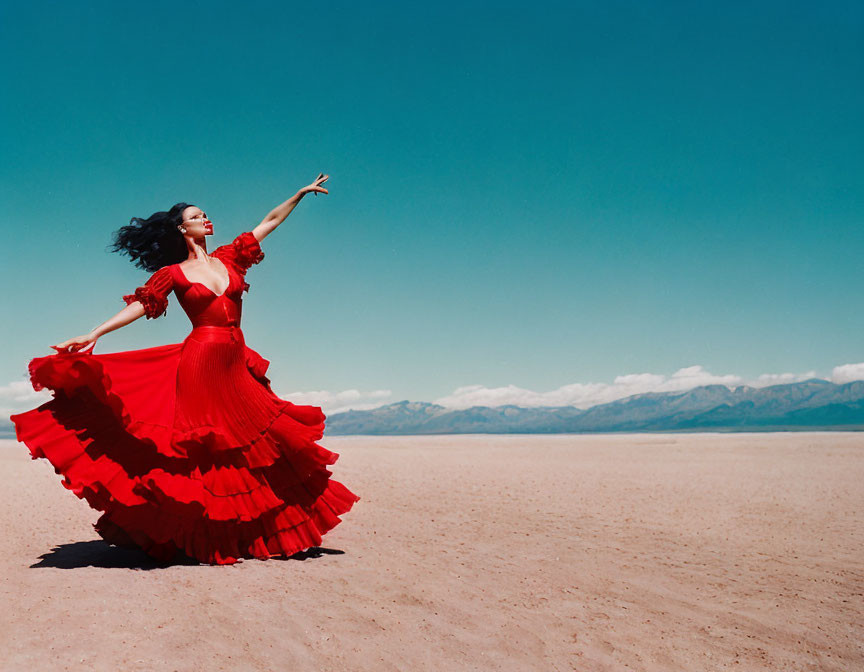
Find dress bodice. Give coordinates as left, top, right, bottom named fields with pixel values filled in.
left=122, top=231, right=265, bottom=328
left=170, top=261, right=245, bottom=327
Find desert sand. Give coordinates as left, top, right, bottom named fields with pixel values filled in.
left=1, top=432, right=862, bottom=671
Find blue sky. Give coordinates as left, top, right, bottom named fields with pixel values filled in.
left=2, top=1, right=863, bottom=414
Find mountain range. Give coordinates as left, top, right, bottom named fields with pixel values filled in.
left=324, top=379, right=864, bottom=434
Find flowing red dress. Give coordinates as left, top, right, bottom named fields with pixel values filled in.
left=10, top=231, right=359, bottom=565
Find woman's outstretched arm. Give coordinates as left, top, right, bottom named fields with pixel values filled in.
left=51, top=303, right=145, bottom=353
left=251, top=173, right=329, bottom=243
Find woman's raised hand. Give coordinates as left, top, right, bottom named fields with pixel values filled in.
left=299, top=173, right=329, bottom=197
left=51, top=333, right=98, bottom=354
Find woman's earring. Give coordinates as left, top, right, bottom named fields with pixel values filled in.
left=180, top=227, right=187, bottom=234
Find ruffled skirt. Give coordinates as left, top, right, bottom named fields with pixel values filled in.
left=10, top=325, right=360, bottom=565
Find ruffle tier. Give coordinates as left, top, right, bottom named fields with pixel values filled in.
left=11, top=345, right=359, bottom=565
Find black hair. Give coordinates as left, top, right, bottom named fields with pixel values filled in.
left=109, top=202, right=192, bottom=272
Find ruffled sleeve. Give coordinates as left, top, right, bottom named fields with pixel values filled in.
left=122, top=265, right=174, bottom=319
left=212, top=231, right=265, bottom=273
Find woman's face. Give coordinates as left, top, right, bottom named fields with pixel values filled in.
left=181, top=206, right=213, bottom=238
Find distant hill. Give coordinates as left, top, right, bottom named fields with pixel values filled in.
left=324, top=380, right=864, bottom=435
left=2, top=379, right=863, bottom=440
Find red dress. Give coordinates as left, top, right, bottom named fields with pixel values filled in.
left=10, top=231, right=360, bottom=565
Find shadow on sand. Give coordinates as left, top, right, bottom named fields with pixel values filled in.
left=30, top=540, right=345, bottom=570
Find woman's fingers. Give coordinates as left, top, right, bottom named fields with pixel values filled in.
left=50, top=337, right=94, bottom=354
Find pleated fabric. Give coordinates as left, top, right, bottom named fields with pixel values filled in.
left=10, top=231, right=359, bottom=565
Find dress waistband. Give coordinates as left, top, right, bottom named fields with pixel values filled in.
left=186, top=325, right=245, bottom=344
left=189, top=325, right=243, bottom=332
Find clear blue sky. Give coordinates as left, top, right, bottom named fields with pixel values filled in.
left=1, top=1, right=863, bottom=411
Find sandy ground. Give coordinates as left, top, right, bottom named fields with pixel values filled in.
left=1, top=432, right=862, bottom=672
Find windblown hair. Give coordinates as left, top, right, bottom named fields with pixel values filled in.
left=109, top=203, right=192, bottom=272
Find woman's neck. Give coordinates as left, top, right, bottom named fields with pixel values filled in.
left=185, top=237, right=210, bottom=262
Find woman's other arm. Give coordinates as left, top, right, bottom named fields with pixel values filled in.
left=251, top=173, right=329, bottom=243
left=52, top=264, right=173, bottom=353
left=51, top=303, right=145, bottom=353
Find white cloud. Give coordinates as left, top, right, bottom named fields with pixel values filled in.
left=433, top=365, right=828, bottom=410
left=831, top=363, right=864, bottom=384
left=277, top=388, right=393, bottom=414
left=755, top=372, right=817, bottom=385
left=0, top=380, right=52, bottom=420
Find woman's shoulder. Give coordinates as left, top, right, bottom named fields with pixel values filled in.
left=149, top=264, right=176, bottom=282
left=211, top=230, right=261, bottom=254
left=211, top=231, right=265, bottom=270
left=124, top=263, right=175, bottom=319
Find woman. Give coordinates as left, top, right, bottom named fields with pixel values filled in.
left=9, top=174, right=360, bottom=565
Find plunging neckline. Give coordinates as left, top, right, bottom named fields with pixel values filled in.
left=176, top=259, right=232, bottom=298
